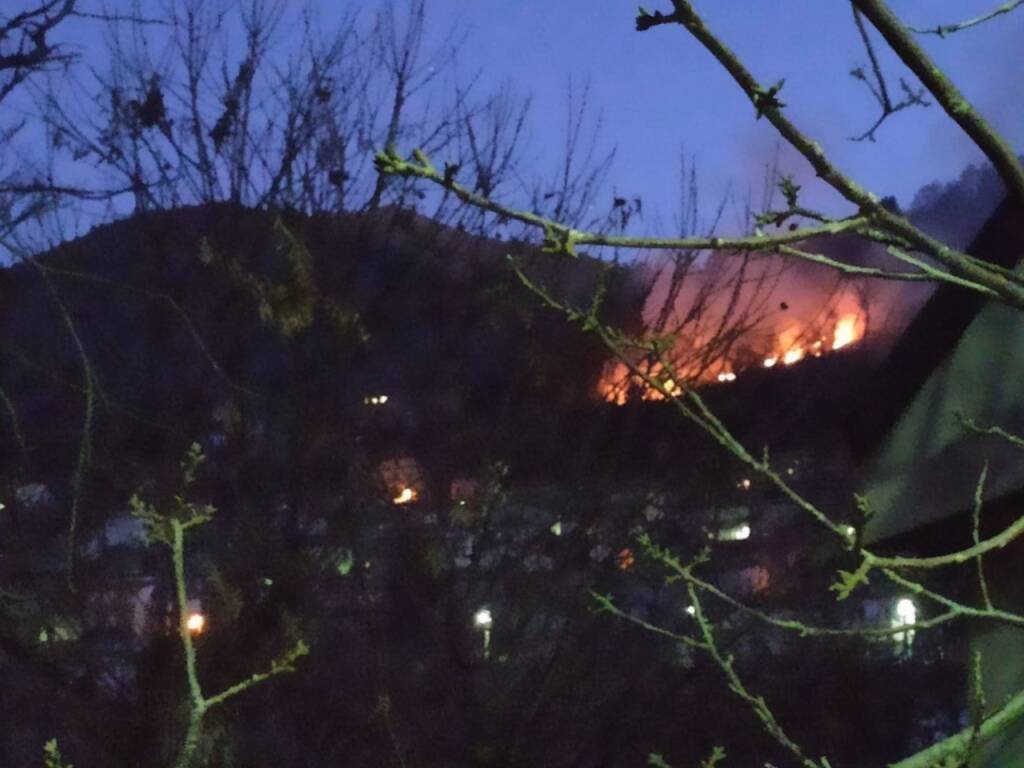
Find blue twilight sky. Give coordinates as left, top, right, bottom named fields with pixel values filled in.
left=8, top=1, right=1023, bottom=238
left=402, top=0, right=1022, bottom=222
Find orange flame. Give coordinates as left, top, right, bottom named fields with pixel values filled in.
left=832, top=313, right=859, bottom=350
left=782, top=348, right=805, bottom=366
left=595, top=309, right=865, bottom=403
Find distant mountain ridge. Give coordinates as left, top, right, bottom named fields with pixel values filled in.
left=0, top=203, right=646, bottom=515
left=907, top=156, right=1017, bottom=250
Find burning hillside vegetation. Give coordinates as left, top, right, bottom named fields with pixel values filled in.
left=597, top=235, right=928, bottom=404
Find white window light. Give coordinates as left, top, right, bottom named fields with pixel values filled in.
left=474, top=606, right=494, bottom=659
left=473, top=607, right=493, bottom=629
left=718, top=523, right=751, bottom=541
left=892, top=597, right=917, bottom=650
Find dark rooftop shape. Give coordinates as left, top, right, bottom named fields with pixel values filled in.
left=848, top=193, right=1023, bottom=461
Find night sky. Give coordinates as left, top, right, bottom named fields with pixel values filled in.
left=12, top=1, right=1024, bottom=234
left=332, top=0, right=1022, bottom=222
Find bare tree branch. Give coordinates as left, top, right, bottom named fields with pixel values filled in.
left=852, top=0, right=1024, bottom=207
left=908, top=0, right=1024, bottom=37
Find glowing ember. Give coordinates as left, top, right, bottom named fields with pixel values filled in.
left=832, top=314, right=859, bottom=350
left=782, top=348, right=805, bottom=365
left=393, top=487, right=417, bottom=505
left=186, top=612, right=206, bottom=635
left=763, top=357, right=777, bottom=368
left=616, top=548, right=635, bottom=570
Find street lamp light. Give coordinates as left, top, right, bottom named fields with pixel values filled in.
left=473, top=607, right=493, bottom=658
left=186, top=612, right=206, bottom=635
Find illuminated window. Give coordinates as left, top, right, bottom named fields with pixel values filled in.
left=718, top=523, right=751, bottom=541
left=892, top=597, right=917, bottom=651
left=378, top=458, right=423, bottom=505
left=474, top=607, right=493, bottom=658
left=393, top=487, right=417, bottom=505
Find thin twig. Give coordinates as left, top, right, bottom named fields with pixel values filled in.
left=853, top=0, right=1024, bottom=208
left=972, top=463, right=995, bottom=610
left=908, top=1, right=1024, bottom=36
left=849, top=7, right=929, bottom=142
left=959, top=415, right=1024, bottom=449
left=686, top=584, right=827, bottom=768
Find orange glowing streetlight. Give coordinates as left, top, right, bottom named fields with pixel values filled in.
left=186, top=612, right=206, bottom=635
left=392, top=487, right=417, bottom=505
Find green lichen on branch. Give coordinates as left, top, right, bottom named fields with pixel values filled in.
left=128, top=444, right=308, bottom=768
left=43, top=739, right=72, bottom=768
left=751, top=79, right=786, bottom=119
left=129, top=444, right=215, bottom=547
left=830, top=558, right=872, bottom=601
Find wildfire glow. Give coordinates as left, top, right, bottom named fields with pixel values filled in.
left=595, top=305, right=866, bottom=403
left=597, top=360, right=689, bottom=404
left=393, top=487, right=417, bottom=505
left=832, top=314, right=859, bottom=350
left=186, top=612, right=206, bottom=635
left=782, top=348, right=805, bottom=366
